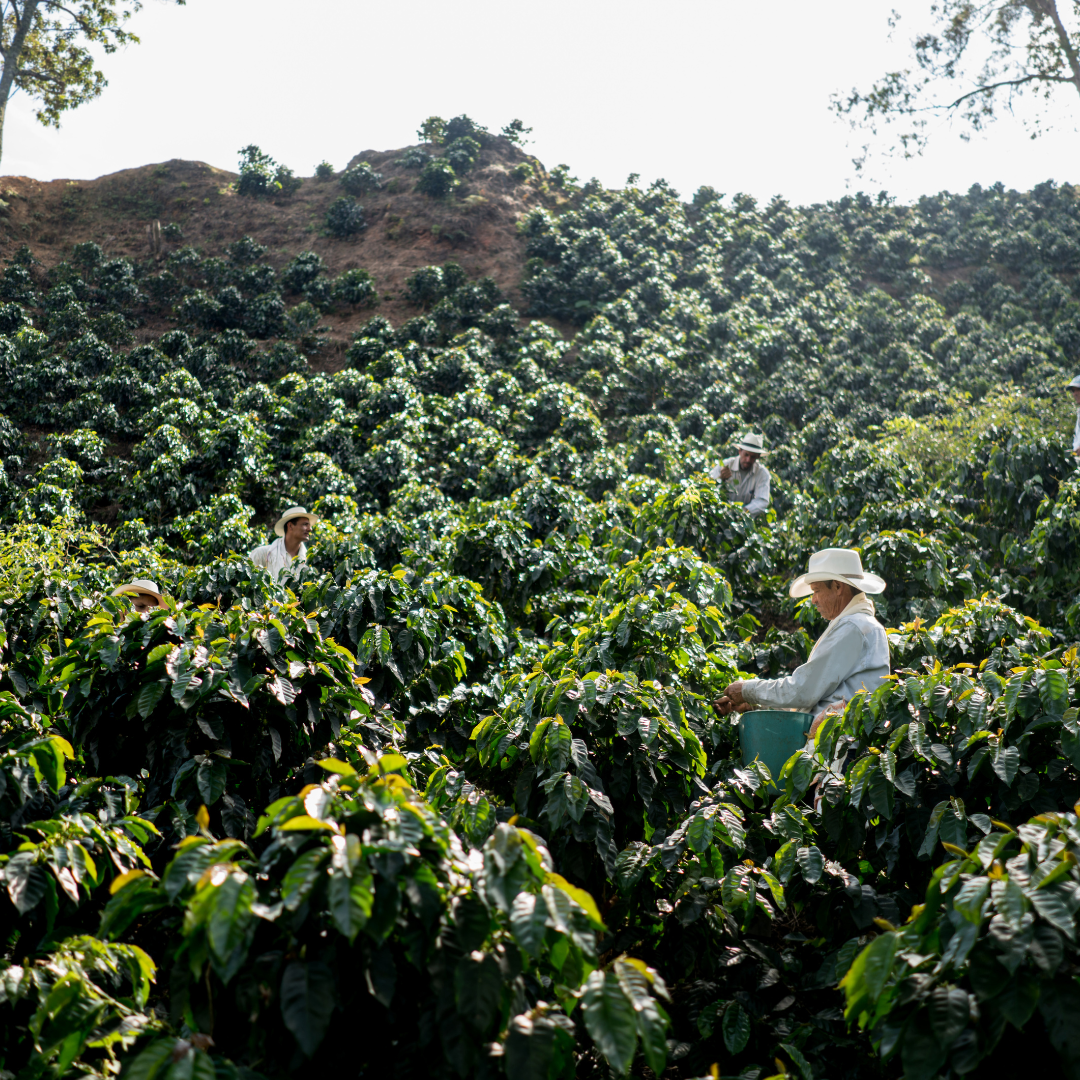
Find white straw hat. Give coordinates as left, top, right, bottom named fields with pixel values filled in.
left=735, top=432, right=768, bottom=456
left=111, top=579, right=166, bottom=606
left=789, top=548, right=886, bottom=598
left=1066, top=374, right=1080, bottom=390
left=273, top=506, right=320, bottom=537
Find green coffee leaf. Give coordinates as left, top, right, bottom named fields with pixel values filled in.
left=280, top=960, right=336, bottom=1057
left=722, top=1000, right=750, bottom=1054
left=582, top=970, right=637, bottom=1076
left=796, top=845, right=824, bottom=884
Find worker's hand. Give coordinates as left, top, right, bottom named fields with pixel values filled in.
left=715, top=680, right=751, bottom=716
left=719, top=465, right=733, bottom=480
left=715, top=697, right=755, bottom=715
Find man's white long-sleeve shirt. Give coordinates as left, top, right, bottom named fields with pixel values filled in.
left=1073, top=407, right=1080, bottom=454
left=741, top=594, right=890, bottom=716
left=249, top=538, right=307, bottom=581
left=709, top=456, right=771, bottom=516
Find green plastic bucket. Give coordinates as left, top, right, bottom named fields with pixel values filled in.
left=737, top=710, right=814, bottom=781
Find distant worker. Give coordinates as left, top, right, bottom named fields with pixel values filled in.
left=249, top=506, right=319, bottom=580
left=715, top=548, right=889, bottom=734
left=111, top=579, right=167, bottom=614
left=710, top=431, right=771, bottom=516
left=1067, top=375, right=1080, bottom=456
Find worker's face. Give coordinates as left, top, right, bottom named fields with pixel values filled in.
left=810, top=581, right=852, bottom=621
left=129, top=592, right=158, bottom=614
left=1069, top=387, right=1080, bottom=406
left=738, top=450, right=760, bottom=471
left=286, top=517, right=312, bottom=543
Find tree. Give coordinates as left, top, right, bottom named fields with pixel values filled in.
left=416, top=114, right=446, bottom=146
left=832, top=1, right=1080, bottom=170
left=0, top=0, right=185, bottom=166
left=501, top=118, right=532, bottom=145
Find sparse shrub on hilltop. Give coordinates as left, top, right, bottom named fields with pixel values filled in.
left=395, top=146, right=432, bottom=169
left=501, top=118, right=533, bottom=144
left=415, top=157, right=459, bottom=198
left=236, top=144, right=302, bottom=198
left=416, top=115, right=446, bottom=145
left=338, top=160, right=382, bottom=195
left=444, top=113, right=489, bottom=144
left=444, top=135, right=481, bottom=174
left=314, top=159, right=335, bottom=181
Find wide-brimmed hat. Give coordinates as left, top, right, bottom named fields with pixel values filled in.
left=110, top=579, right=166, bottom=606
left=735, top=432, right=768, bottom=456
left=789, top=548, right=886, bottom=598
left=273, top=506, right=320, bottom=537
left=1066, top=374, right=1080, bottom=390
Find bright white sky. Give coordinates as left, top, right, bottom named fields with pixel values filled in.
left=2, top=0, right=1078, bottom=206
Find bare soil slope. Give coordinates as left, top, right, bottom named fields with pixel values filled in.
left=0, top=138, right=548, bottom=361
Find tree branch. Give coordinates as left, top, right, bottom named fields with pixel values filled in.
left=940, top=69, right=1075, bottom=110
left=1025, top=0, right=1080, bottom=104
left=45, top=5, right=106, bottom=40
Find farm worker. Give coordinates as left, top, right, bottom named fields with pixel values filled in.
left=111, top=579, right=167, bottom=614
left=1066, top=374, right=1080, bottom=455
left=709, top=432, right=771, bottom=516
left=714, top=548, right=889, bottom=734
left=249, top=506, right=319, bottom=580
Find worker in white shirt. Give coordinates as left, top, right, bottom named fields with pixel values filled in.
left=1066, top=375, right=1080, bottom=456
left=709, top=431, right=771, bottom=516
left=249, top=506, right=319, bottom=581
left=715, top=547, right=889, bottom=735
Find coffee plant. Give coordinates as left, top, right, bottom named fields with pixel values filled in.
left=3, top=127, right=1080, bottom=1078
left=236, top=145, right=302, bottom=199
left=338, top=161, right=382, bottom=196
left=416, top=159, right=460, bottom=198
left=325, top=197, right=366, bottom=239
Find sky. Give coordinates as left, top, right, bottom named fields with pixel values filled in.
left=2, top=0, right=1078, bottom=206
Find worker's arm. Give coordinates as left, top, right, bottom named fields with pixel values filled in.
left=741, top=621, right=863, bottom=711
left=249, top=545, right=270, bottom=568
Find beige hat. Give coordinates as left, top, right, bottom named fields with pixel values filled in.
left=735, top=432, right=768, bottom=456
left=789, top=548, right=886, bottom=599
left=111, top=579, right=166, bottom=607
left=273, top=506, right=320, bottom=537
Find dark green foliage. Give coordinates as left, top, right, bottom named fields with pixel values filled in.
left=502, top=119, right=533, bottom=145
left=416, top=159, right=459, bottom=198
left=444, top=136, right=481, bottom=174
left=236, top=145, right=302, bottom=198
left=444, top=114, right=489, bottom=144
left=314, top=160, right=334, bottom=181
left=395, top=146, right=433, bottom=169
left=325, top=197, right=366, bottom=239
left=4, top=150, right=1080, bottom=1078
left=279, top=252, right=326, bottom=294
left=333, top=268, right=377, bottom=307
left=338, top=161, right=382, bottom=196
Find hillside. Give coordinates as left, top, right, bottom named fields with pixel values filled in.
left=0, top=135, right=544, bottom=359
left=2, top=117, right=1080, bottom=1080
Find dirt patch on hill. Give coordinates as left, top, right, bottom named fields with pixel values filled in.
left=0, top=138, right=554, bottom=365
